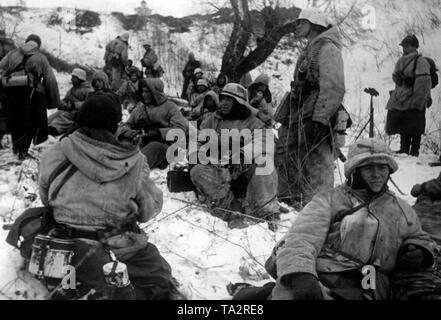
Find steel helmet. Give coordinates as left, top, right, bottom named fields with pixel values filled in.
left=295, top=8, right=332, bottom=28
left=344, top=138, right=399, bottom=179
left=194, top=68, right=203, bottom=75
left=71, top=68, right=87, bottom=81
left=220, top=83, right=249, bottom=107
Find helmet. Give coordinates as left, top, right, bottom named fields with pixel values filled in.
left=120, top=32, right=130, bottom=42
left=127, top=66, right=140, bottom=75
left=72, top=68, right=87, bottom=81
left=344, top=138, right=398, bottom=179
left=295, top=8, right=332, bottom=28
left=194, top=68, right=203, bottom=75
left=220, top=83, right=249, bottom=107
left=400, top=35, right=419, bottom=48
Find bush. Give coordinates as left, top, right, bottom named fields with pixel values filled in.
left=41, top=48, right=94, bottom=78
left=47, top=12, right=63, bottom=27
left=75, top=10, right=101, bottom=30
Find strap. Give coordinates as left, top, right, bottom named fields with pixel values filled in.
left=49, top=164, right=78, bottom=201
left=47, top=160, right=71, bottom=186
left=333, top=201, right=370, bottom=223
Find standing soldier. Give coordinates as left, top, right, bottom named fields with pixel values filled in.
left=104, top=32, right=130, bottom=91
left=181, top=52, right=201, bottom=100
left=0, top=35, right=60, bottom=160
left=0, top=30, right=16, bottom=149
left=386, top=35, right=432, bottom=157
left=141, top=43, right=164, bottom=78
left=275, top=8, right=345, bottom=209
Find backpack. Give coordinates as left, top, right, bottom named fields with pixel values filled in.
left=414, top=56, right=439, bottom=89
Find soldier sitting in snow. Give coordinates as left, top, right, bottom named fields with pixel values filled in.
left=189, top=83, right=282, bottom=229
left=267, top=139, right=437, bottom=300
left=39, top=93, right=181, bottom=300
left=117, top=66, right=142, bottom=112
left=48, top=68, right=93, bottom=136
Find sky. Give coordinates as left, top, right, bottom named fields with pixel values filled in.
left=0, top=0, right=209, bottom=17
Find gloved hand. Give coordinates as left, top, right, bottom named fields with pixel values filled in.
left=311, top=121, right=330, bottom=144
left=411, top=184, right=425, bottom=198
left=140, top=129, right=162, bottom=146
left=398, top=245, right=428, bottom=271
left=59, top=101, right=73, bottom=111
left=287, top=273, right=323, bottom=300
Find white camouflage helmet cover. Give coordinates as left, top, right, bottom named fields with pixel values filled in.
left=344, top=138, right=399, bottom=179
left=295, top=8, right=332, bottom=28
left=220, top=83, right=249, bottom=107
left=71, top=68, right=87, bottom=81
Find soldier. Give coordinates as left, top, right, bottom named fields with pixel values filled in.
left=0, top=30, right=16, bottom=148
left=48, top=68, right=93, bottom=136
left=0, top=36, right=60, bottom=159
left=104, top=33, right=130, bottom=91
left=275, top=8, right=345, bottom=209
left=190, top=83, right=281, bottom=229
left=117, top=78, right=188, bottom=170
left=270, top=139, right=436, bottom=300
left=141, top=43, right=164, bottom=78
left=386, top=35, right=432, bottom=157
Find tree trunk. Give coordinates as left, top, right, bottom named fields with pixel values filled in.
left=220, top=4, right=300, bottom=84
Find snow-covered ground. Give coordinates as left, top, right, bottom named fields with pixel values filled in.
left=1, top=137, right=440, bottom=300
left=1, top=1, right=441, bottom=300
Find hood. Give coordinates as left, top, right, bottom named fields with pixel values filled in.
left=310, top=26, right=343, bottom=50
left=92, top=71, right=110, bottom=89
left=204, top=90, right=220, bottom=108
left=217, top=73, right=229, bottom=85
left=249, top=73, right=272, bottom=103
left=60, top=129, right=143, bottom=183
left=140, top=78, right=167, bottom=106
left=251, top=74, right=270, bottom=87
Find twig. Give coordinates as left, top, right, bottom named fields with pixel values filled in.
left=171, top=197, right=289, bottom=230
left=175, top=215, right=266, bottom=270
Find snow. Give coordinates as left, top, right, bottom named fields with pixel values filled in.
left=0, top=2, right=441, bottom=300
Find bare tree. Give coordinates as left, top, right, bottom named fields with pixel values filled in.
left=220, top=0, right=300, bottom=82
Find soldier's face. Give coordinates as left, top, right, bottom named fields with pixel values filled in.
left=142, top=86, right=153, bottom=105
left=295, top=19, right=311, bottom=38
left=71, top=76, right=80, bottom=86
left=94, top=80, right=104, bottom=90
left=359, top=163, right=390, bottom=193
left=130, top=74, right=138, bottom=82
left=402, top=44, right=414, bottom=55
left=219, top=96, right=234, bottom=115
